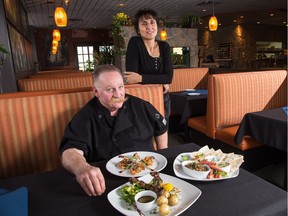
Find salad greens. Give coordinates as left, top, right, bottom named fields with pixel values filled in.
left=181, top=155, right=189, bottom=161
left=120, top=183, right=144, bottom=204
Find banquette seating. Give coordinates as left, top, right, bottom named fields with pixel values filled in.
left=169, top=67, right=209, bottom=92
left=0, top=84, right=164, bottom=179
left=17, top=74, right=94, bottom=91
left=187, top=70, right=287, bottom=150
left=29, top=72, right=91, bottom=78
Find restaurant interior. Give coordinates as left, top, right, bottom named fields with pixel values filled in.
left=0, top=0, right=287, bottom=215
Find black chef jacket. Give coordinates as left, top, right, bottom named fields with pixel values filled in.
left=59, top=94, right=167, bottom=162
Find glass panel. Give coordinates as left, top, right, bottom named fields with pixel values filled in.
left=83, top=55, right=88, bottom=62
left=83, top=47, right=88, bottom=54
left=171, top=46, right=190, bottom=68
left=77, top=47, right=82, bottom=54
left=79, top=63, right=84, bottom=71
left=89, top=46, right=93, bottom=53
left=78, top=55, right=83, bottom=63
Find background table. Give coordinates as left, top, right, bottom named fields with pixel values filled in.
left=170, top=90, right=207, bottom=125
left=0, top=143, right=286, bottom=216
left=235, top=107, right=287, bottom=152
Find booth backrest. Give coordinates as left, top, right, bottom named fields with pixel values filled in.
left=188, top=70, right=287, bottom=150
left=206, top=70, right=287, bottom=138
left=18, top=75, right=93, bottom=91
left=29, top=72, right=92, bottom=78
left=169, top=68, right=209, bottom=92
left=0, top=84, right=164, bottom=179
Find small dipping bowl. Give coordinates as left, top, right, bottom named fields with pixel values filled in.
left=134, top=190, right=157, bottom=212
left=182, top=160, right=211, bottom=179
left=204, top=156, right=221, bottom=163
left=218, top=162, right=231, bottom=173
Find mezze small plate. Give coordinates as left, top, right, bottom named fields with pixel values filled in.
left=107, top=173, right=201, bottom=216
left=106, top=151, right=167, bottom=177
left=173, top=152, right=239, bottom=181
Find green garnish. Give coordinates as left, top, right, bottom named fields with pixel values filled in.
left=119, top=183, right=144, bottom=204
left=181, top=155, right=189, bottom=161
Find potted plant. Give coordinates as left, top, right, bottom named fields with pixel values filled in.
left=0, top=44, right=9, bottom=68
left=84, top=60, right=94, bottom=72
left=181, top=14, right=202, bottom=28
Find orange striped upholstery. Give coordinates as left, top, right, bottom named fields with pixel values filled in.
left=0, top=84, right=164, bottom=178
left=188, top=70, right=287, bottom=150
left=169, top=68, right=209, bottom=92
left=213, top=70, right=287, bottom=128
left=18, top=75, right=94, bottom=91
left=29, top=72, right=92, bottom=78
left=125, top=84, right=165, bottom=116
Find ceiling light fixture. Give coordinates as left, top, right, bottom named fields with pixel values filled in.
left=209, top=0, right=218, bottom=31
left=52, top=29, right=61, bottom=41
left=160, top=0, right=167, bottom=41
left=54, top=7, right=68, bottom=27
left=160, top=29, right=167, bottom=41
left=52, top=40, right=58, bottom=47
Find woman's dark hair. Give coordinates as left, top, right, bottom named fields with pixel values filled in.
left=133, top=9, right=159, bottom=34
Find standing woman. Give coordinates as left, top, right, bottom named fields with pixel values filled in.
left=125, top=9, right=174, bottom=123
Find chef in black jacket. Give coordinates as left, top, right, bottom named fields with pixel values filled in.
left=59, top=64, right=168, bottom=197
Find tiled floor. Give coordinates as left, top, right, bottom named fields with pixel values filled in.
left=168, top=131, right=287, bottom=191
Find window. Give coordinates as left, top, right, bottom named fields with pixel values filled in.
left=77, top=46, right=94, bottom=71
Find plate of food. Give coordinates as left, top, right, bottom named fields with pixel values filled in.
left=187, top=92, right=201, bottom=96
left=173, top=146, right=244, bottom=181
left=184, top=89, right=196, bottom=92
left=106, top=151, right=167, bottom=177
left=107, top=172, right=201, bottom=216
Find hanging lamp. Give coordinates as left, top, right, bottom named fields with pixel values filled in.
left=54, top=7, right=67, bottom=27
left=160, top=29, right=167, bottom=41
left=52, top=40, right=58, bottom=47
left=160, top=0, right=167, bottom=41
left=52, top=29, right=61, bottom=41
left=209, top=0, right=218, bottom=31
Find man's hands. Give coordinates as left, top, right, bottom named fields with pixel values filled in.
left=75, top=165, right=106, bottom=196
left=61, top=148, right=106, bottom=196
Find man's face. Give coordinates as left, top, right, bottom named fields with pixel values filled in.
left=93, top=71, right=125, bottom=113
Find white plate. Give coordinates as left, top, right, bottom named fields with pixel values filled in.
left=184, top=89, right=196, bottom=91
left=107, top=173, right=201, bottom=216
left=173, top=152, right=240, bottom=181
left=106, top=151, right=167, bottom=177
left=187, top=92, right=201, bottom=96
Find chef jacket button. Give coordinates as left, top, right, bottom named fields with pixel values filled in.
left=98, top=114, right=102, bottom=119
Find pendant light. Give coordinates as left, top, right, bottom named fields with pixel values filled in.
left=54, top=7, right=67, bottom=27
left=159, top=0, right=167, bottom=41
left=52, top=40, right=58, bottom=47
left=160, top=29, right=167, bottom=41
left=209, top=0, right=218, bottom=31
left=52, top=29, right=61, bottom=41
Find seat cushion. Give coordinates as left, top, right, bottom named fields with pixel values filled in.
left=215, top=126, right=263, bottom=150
left=187, top=116, right=207, bottom=135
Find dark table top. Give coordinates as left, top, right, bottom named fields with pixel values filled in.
left=170, top=90, right=207, bottom=124
left=235, top=107, right=288, bottom=151
left=0, top=143, right=286, bottom=216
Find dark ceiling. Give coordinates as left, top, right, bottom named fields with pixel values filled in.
left=19, top=0, right=287, bottom=30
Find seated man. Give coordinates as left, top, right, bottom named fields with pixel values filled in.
left=59, top=64, right=168, bottom=196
